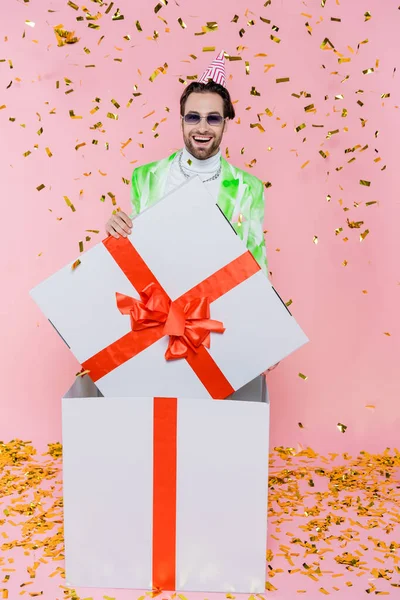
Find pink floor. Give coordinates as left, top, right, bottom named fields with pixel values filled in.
left=1, top=442, right=399, bottom=600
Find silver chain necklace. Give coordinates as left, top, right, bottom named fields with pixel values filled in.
left=178, top=151, right=222, bottom=183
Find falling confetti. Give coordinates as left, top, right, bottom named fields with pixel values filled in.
left=53, top=25, right=80, bottom=46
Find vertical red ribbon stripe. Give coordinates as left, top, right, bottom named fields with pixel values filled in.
left=152, top=397, right=177, bottom=591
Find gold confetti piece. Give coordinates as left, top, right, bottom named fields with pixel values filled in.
left=136, top=20, right=143, bottom=31
left=301, top=160, right=310, bottom=169
left=64, top=196, right=76, bottom=212
left=79, top=241, right=84, bottom=253
left=360, top=229, right=369, bottom=242
left=321, top=37, right=334, bottom=49
left=250, top=123, right=265, bottom=133
left=36, top=184, right=45, bottom=191
left=54, top=25, right=79, bottom=46
left=298, top=423, right=304, bottom=428
left=250, top=86, right=260, bottom=96
left=337, top=423, right=347, bottom=433
left=25, top=20, right=35, bottom=27
left=67, top=1, right=79, bottom=9
left=111, top=99, right=120, bottom=109
left=359, top=179, right=371, bottom=187
left=319, top=589, right=329, bottom=595
left=107, top=112, right=118, bottom=120
left=112, top=8, right=124, bottom=20
left=362, top=67, right=374, bottom=75
left=365, top=404, right=375, bottom=410
left=69, top=110, right=82, bottom=119
left=265, top=582, right=278, bottom=592
left=295, top=123, right=306, bottom=133
left=298, top=373, right=308, bottom=380
left=204, top=21, right=218, bottom=31
left=75, top=142, right=86, bottom=151
left=327, top=129, right=339, bottom=138
left=364, top=11, right=372, bottom=21
left=178, top=17, right=186, bottom=29
left=270, top=35, right=281, bottom=43
left=203, top=46, right=215, bottom=52
left=276, top=77, right=290, bottom=83
left=313, top=236, right=318, bottom=244
left=383, top=332, right=391, bottom=336
left=260, top=16, right=271, bottom=24
left=231, top=15, right=239, bottom=23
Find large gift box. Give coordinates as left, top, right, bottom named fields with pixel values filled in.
left=62, top=375, right=270, bottom=593
left=30, top=176, right=308, bottom=398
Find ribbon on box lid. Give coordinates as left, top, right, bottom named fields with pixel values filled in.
left=82, top=236, right=261, bottom=399
left=116, top=283, right=226, bottom=360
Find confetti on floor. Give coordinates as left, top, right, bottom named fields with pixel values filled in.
left=0, top=442, right=399, bottom=599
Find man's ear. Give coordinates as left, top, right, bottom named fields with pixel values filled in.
left=224, top=117, right=229, bottom=133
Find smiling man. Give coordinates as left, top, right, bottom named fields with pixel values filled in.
left=106, top=51, right=269, bottom=276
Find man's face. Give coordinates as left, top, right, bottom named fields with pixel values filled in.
left=182, top=92, right=228, bottom=160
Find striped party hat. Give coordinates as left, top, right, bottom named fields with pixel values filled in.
left=198, top=50, right=226, bottom=87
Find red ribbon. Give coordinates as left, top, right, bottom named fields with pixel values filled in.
left=116, top=282, right=225, bottom=360
left=82, top=236, right=261, bottom=399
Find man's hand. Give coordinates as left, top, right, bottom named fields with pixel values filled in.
left=105, top=211, right=132, bottom=239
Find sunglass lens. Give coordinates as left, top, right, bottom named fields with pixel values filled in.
left=207, top=115, right=223, bottom=126
left=184, top=113, right=200, bottom=124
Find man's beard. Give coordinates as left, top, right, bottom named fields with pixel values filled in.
left=184, top=131, right=222, bottom=160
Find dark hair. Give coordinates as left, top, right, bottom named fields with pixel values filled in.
left=180, top=80, right=236, bottom=120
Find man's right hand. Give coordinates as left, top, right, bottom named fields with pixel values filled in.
left=105, top=211, right=132, bottom=239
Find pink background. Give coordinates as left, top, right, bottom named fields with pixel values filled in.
left=1, top=0, right=399, bottom=454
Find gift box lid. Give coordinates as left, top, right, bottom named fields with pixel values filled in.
left=31, top=176, right=308, bottom=399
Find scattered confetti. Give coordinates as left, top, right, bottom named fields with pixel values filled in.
left=53, top=25, right=79, bottom=46
left=63, top=196, right=76, bottom=212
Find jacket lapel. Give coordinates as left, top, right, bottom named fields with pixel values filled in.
left=147, top=152, right=178, bottom=205
left=217, top=158, right=240, bottom=222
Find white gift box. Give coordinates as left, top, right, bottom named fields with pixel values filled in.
left=62, top=375, right=270, bottom=593
left=30, top=176, right=308, bottom=398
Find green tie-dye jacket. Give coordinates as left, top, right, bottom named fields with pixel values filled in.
left=130, top=151, right=268, bottom=274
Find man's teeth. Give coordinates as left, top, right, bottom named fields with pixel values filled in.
left=193, top=136, right=212, bottom=143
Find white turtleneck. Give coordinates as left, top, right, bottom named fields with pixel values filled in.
left=164, top=147, right=222, bottom=200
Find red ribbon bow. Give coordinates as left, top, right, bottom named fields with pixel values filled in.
left=116, top=282, right=225, bottom=360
